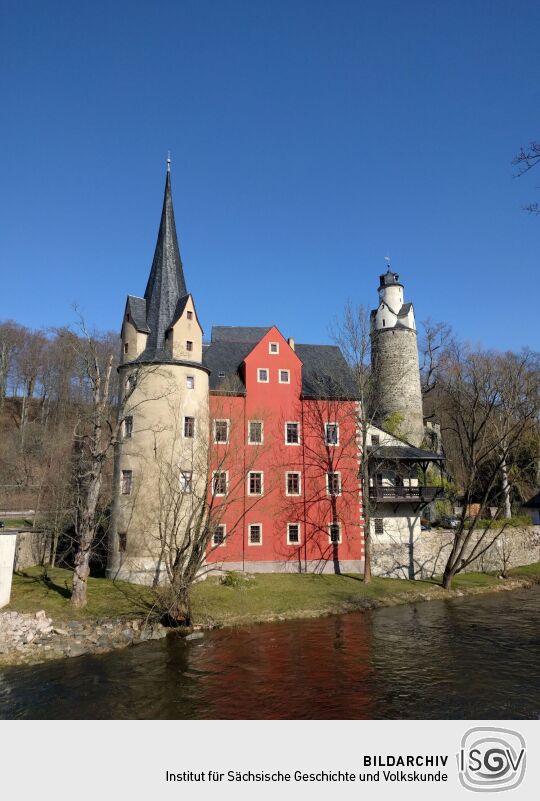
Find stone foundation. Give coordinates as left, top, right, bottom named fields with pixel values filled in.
left=371, top=525, right=540, bottom=579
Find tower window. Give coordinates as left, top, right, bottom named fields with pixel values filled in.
left=248, top=420, right=263, bottom=444
left=186, top=375, right=195, bottom=389
left=123, top=415, right=133, bottom=439
left=186, top=340, right=193, bottom=352
left=180, top=470, right=193, bottom=494
left=121, top=470, right=133, bottom=495
left=214, top=419, right=229, bottom=443
left=248, top=524, right=262, bottom=545
left=187, top=311, right=193, bottom=320
left=184, top=416, right=195, bottom=438
left=287, top=523, right=300, bottom=545
left=382, top=319, right=385, bottom=327
left=286, top=472, right=301, bottom=496
left=248, top=471, right=263, bottom=496
left=124, top=343, right=129, bottom=354
left=118, top=532, right=127, bottom=552
left=285, top=422, right=300, bottom=444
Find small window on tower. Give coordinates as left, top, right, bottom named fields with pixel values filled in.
left=123, top=415, right=133, bottom=439
left=187, top=311, right=193, bottom=320
left=124, top=343, right=129, bottom=354
left=382, top=319, right=386, bottom=327
left=118, top=532, right=127, bottom=552
left=186, top=340, right=193, bottom=352
left=186, top=375, right=195, bottom=389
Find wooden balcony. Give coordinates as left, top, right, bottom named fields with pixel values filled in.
left=369, top=486, right=443, bottom=503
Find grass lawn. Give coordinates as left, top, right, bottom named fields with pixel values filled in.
left=6, top=562, right=540, bottom=627
left=1, top=517, right=34, bottom=529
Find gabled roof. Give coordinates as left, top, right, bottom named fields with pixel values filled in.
left=126, top=295, right=150, bottom=333
left=203, top=326, right=358, bottom=398
left=212, top=326, right=271, bottom=343
left=397, top=302, right=412, bottom=317
left=142, top=169, right=187, bottom=357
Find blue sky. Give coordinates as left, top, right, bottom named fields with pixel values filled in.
left=1, top=0, right=539, bottom=351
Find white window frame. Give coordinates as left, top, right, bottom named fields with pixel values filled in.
left=326, top=471, right=342, bottom=496
left=212, top=523, right=226, bottom=547
left=257, top=367, right=269, bottom=383
left=213, top=419, right=230, bottom=444
left=287, top=522, right=301, bottom=545
left=183, top=416, right=195, bottom=439
left=328, top=522, right=342, bottom=544
left=121, top=470, right=133, bottom=496
left=248, top=523, right=263, bottom=546
left=285, top=421, right=300, bottom=445
left=248, top=420, right=264, bottom=445
left=179, top=470, right=193, bottom=494
left=186, top=375, right=195, bottom=390
left=325, top=422, right=339, bottom=446
left=269, top=341, right=279, bottom=355
left=278, top=369, right=290, bottom=384
left=247, top=470, right=264, bottom=496
left=212, top=470, right=228, bottom=497
left=285, top=471, right=302, bottom=496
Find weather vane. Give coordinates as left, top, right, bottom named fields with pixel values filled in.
left=167, top=150, right=171, bottom=172
left=384, top=255, right=391, bottom=269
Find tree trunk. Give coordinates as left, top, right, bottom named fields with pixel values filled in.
left=169, top=583, right=191, bottom=626
left=501, top=454, right=512, bottom=519
left=442, top=565, right=455, bottom=590
left=71, top=538, right=92, bottom=607
left=363, top=530, right=372, bottom=582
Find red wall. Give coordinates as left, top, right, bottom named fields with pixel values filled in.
left=207, top=327, right=364, bottom=570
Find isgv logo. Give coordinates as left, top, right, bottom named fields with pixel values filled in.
left=458, top=727, right=526, bottom=792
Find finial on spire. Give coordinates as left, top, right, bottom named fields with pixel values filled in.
left=167, top=151, right=171, bottom=173
left=384, top=255, right=391, bottom=269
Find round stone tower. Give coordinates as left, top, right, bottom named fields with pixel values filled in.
left=370, top=267, right=425, bottom=446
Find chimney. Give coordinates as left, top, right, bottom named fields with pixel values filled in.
left=288, top=337, right=295, bottom=351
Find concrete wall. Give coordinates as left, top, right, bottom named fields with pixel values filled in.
left=0, top=533, right=17, bottom=608
left=13, top=530, right=52, bottom=570
left=371, top=524, right=540, bottom=579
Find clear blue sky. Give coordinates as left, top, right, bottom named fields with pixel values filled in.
left=1, top=0, right=539, bottom=351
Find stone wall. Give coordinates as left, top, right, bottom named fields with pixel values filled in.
left=14, top=530, right=53, bottom=570
left=371, top=525, right=540, bottom=579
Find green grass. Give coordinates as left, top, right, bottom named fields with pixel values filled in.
left=1, top=517, right=34, bottom=529
left=7, top=563, right=540, bottom=627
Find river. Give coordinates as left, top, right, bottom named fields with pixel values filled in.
left=1, top=587, right=539, bottom=719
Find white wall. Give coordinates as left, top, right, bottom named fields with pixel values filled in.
left=0, top=533, right=17, bottom=608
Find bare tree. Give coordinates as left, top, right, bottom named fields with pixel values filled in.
left=439, top=346, right=540, bottom=589
left=512, top=140, right=540, bottom=214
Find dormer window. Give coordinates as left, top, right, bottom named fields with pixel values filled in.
left=187, top=311, right=193, bottom=320
left=126, top=313, right=130, bottom=322
left=186, top=340, right=193, bottom=352
left=124, top=343, right=128, bottom=354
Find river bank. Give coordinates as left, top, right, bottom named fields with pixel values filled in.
left=1, top=563, right=539, bottom=667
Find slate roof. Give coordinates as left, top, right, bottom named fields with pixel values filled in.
left=203, top=327, right=358, bottom=398
left=126, top=295, right=150, bottom=333
left=367, top=445, right=444, bottom=462
left=523, top=490, right=540, bottom=509
left=379, top=268, right=403, bottom=288
left=397, top=302, right=412, bottom=317
left=141, top=169, right=187, bottom=357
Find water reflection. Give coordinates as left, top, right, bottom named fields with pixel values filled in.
left=0, top=587, right=538, bottom=719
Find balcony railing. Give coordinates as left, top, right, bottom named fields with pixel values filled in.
left=369, top=486, right=443, bottom=502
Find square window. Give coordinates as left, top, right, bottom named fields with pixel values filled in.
left=213, top=471, right=228, bottom=496
left=325, top=423, right=339, bottom=445
left=187, top=311, right=193, bottom=320
left=184, top=416, right=195, bottom=438
left=186, top=340, right=193, bottom=352
left=329, top=522, right=342, bottom=544
left=248, top=471, right=263, bottom=495
left=118, top=532, right=127, bottom=552
left=213, top=524, right=226, bottom=546
left=287, top=523, right=300, bottom=545
left=248, top=420, right=263, bottom=444
left=257, top=368, right=269, bottom=383
left=327, top=472, right=341, bottom=496
left=374, top=518, right=384, bottom=535
left=180, top=470, right=193, bottom=493
left=279, top=369, right=290, bottom=384
left=123, top=415, right=133, bottom=439
left=286, top=422, right=300, bottom=444
left=286, top=472, right=301, bottom=495
left=121, top=470, right=132, bottom=495
left=186, top=375, right=195, bottom=389
left=214, top=420, right=229, bottom=443
left=248, top=524, right=262, bottom=545
left=269, top=342, right=279, bottom=354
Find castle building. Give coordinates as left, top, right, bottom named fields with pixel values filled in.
left=107, top=165, right=441, bottom=584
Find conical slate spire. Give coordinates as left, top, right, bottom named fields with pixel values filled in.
left=143, top=168, right=187, bottom=353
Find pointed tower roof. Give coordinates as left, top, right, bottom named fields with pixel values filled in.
left=143, top=164, right=188, bottom=355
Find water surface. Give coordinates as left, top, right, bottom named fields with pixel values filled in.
left=1, top=587, right=539, bottom=719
